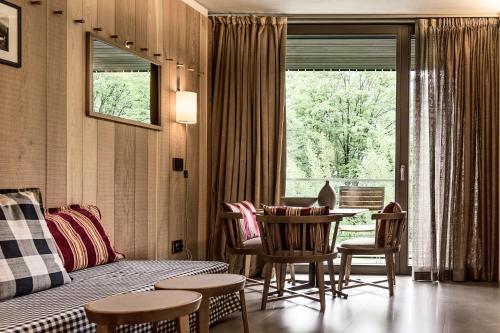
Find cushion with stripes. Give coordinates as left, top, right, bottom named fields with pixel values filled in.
left=44, top=205, right=122, bottom=272
left=0, top=188, right=70, bottom=301
left=375, top=201, right=402, bottom=248
left=222, top=201, right=260, bottom=241
left=261, top=205, right=330, bottom=252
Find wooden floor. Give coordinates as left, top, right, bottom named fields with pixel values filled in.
left=211, top=275, right=500, bottom=333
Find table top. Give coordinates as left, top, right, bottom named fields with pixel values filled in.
left=155, top=274, right=246, bottom=297
left=330, top=208, right=369, bottom=217
left=84, top=290, right=202, bottom=325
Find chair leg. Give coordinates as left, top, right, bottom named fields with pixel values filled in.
left=327, top=259, right=336, bottom=298
left=392, top=254, right=396, bottom=285
left=316, top=262, right=326, bottom=312
left=239, top=289, right=250, bottom=333
left=344, top=255, right=353, bottom=285
left=338, top=253, right=347, bottom=292
left=385, top=251, right=395, bottom=296
left=288, top=264, right=296, bottom=286
left=261, top=262, right=273, bottom=310
left=243, top=255, right=252, bottom=278
left=277, top=264, right=286, bottom=297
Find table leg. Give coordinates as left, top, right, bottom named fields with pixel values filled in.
left=308, top=263, right=317, bottom=286
left=177, top=315, right=190, bottom=333
left=96, top=325, right=115, bottom=333
left=196, top=297, right=210, bottom=333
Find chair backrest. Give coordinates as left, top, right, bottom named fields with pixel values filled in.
left=219, top=210, right=245, bottom=250
left=255, top=214, right=342, bottom=259
left=339, top=186, right=385, bottom=210
left=372, top=211, right=407, bottom=249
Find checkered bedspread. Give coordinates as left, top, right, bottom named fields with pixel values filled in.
left=0, top=260, right=240, bottom=333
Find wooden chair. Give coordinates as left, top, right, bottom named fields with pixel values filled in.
left=338, top=186, right=385, bottom=282
left=220, top=210, right=295, bottom=286
left=337, top=210, right=407, bottom=296
left=255, top=213, right=343, bottom=312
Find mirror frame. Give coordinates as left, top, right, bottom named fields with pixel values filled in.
left=85, top=32, right=162, bottom=130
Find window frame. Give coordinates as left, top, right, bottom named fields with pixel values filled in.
left=85, top=32, right=162, bottom=131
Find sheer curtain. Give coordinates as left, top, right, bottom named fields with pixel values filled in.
left=208, top=16, right=287, bottom=260
left=412, top=18, right=499, bottom=282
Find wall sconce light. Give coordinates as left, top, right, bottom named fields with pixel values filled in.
left=175, top=91, right=197, bottom=124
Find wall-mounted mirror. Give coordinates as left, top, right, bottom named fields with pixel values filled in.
left=85, top=32, right=161, bottom=130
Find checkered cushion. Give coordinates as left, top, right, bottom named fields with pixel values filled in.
left=0, top=189, right=70, bottom=301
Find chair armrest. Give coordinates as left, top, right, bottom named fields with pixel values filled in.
left=220, top=211, right=243, bottom=219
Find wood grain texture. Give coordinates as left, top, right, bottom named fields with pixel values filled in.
left=135, top=0, right=148, bottom=52
left=148, top=0, right=162, bottom=58
left=0, top=0, right=210, bottom=260
left=197, top=15, right=209, bottom=260
left=134, top=127, right=149, bottom=259
left=148, top=131, right=159, bottom=259
left=46, top=0, right=68, bottom=207
left=97, top=0, right=115, bottom=36
left=115, top=0, right=136, bottom=48
left=67, top=0, right=84, bottom=204
left=114, top=124, right=136, bottom=257
left=97, top=120, right=116, bottom=244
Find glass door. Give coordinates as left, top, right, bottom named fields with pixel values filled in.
left=285, top=24, right=412, bottom=274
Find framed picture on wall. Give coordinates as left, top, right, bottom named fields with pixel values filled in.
left=0, top=0, right=21, bottom=68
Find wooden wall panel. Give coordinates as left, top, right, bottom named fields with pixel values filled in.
left=197, top=14, right=209, bottom=260
left=115, top=0, right=136, bottom=49
left=148, top=131, right=159, bottom=259
left=97, top=0, right=115, bottom=36
left=67, top=0, right=84, bottom=204
left=134, top=128, right=149, bottom=259
left=46, top=0, right=68, bottom=207
left=148, top=0, right=162, bottom=59
left=114, top=124, right=136, bottom=257
left=0, top=0, right=209, bottom=261
left=97, top=121, right=116, bottom=244
left=135, top=0, right=148, bottom=52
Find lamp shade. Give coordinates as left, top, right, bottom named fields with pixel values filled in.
left=175, top=91, right=197, bottom=124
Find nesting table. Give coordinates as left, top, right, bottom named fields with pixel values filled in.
left=84, top=290, right=202, bottom=333
left=155, top=274, right=248, bottom=333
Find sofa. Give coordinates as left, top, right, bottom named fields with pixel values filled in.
left=0, top=189, right=239, bottom=332
left=0, top=260, right=240, bottom=333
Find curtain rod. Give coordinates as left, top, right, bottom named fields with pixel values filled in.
left=208, top=13, right=500, bottom=21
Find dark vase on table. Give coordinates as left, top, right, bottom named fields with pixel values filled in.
left=318, top=180, right=336, bottom=210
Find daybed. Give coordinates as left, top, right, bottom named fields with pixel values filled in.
left=0, top=260, right=240, bottom=333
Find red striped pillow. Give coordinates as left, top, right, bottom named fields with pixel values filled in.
left=222, top=201, right=260, bottom=240
left=44, top=205, right=122, bottom=272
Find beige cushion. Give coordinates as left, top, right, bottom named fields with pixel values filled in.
left=339, top=237, right=375, bottom=249
left=242, top=237, right=262, bottom=250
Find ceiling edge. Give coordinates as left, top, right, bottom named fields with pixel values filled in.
left=182, top=0, right=209, bottom=16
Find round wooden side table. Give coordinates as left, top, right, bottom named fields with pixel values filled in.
left=155, top=274, right=249, bottom=333
left=84, top=290, right=202, bottom=333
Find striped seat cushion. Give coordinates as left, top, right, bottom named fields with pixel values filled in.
left=44, top=205, right=122, bottom=272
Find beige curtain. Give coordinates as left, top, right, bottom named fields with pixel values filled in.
left=208, top=16, right=287, bottom=260
left=412, top=18, right=499, bottom=281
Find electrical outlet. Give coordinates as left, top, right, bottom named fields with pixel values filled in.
left=171, top=239, right=184, bottom=254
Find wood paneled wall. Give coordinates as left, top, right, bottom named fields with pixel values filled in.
left=0, top=0, right=209, bottom=260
